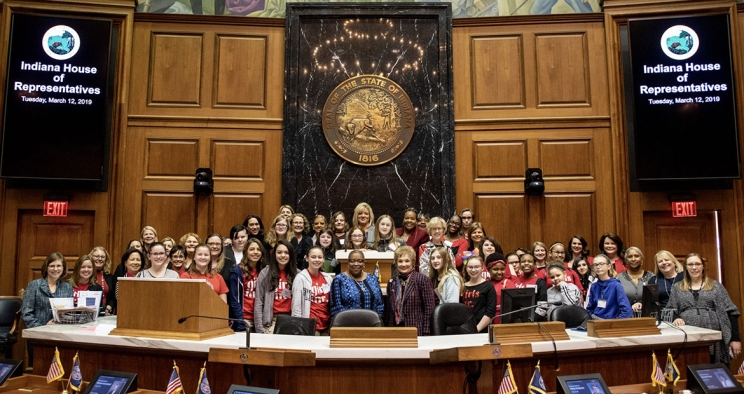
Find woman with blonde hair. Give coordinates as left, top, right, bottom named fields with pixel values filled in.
left=68, top=254, right=102, bottom=306
left=179, top=232, right=201, bottom=270
left=278, top=205, right=295, bottom=220
left=352, top=202, right=375, bottom=244
left=372, top=215, right=405, bottom=252
left=264, top=215, right=290, bottom=253
left=428, top=247, right=463, bottom=303
left=140, top=226, right=158, bottom=253
left=669, top=253, right=740, bottom=364
left=647, top=250, right=684, bottom=309
left=89, top=246, right=115, bottom=315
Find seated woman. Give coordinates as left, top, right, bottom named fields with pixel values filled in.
left=292, top=246, right=334, bottom=335
left=647, top=250, right=684, bottom=309
left=229, top=238, right=267, bottom=332
left=429, top=247, right=463, bottom=304
left=418, top=217, right=455, bottom=276
left=67, top=255, right=103, bottom=307
left=290, top=213, right=314, bottom=270
left=89, top=246, right=115, bottom=315
left=395, top=208, right=428, bottom=256
left=669, top=253, right=740, bottom=365
left=486, top=253, right=515, bottom=324
left=330, top=250, right=384, bottom=319
left=462, top=256, right=496, bottom=332
left=316, top=229, right=340, bottom=274
left=585, top=254, right=632, bottom=320
left=254, top=240, right=298, bottom=334
left=179, top=244, right=228, bottom=302
left=168, top=245, right=187, bottom=275
left=384, top=246, right=435, bottom=336
left=372, top=215, right=405, bottom=252
left=137, top=242, right=179, bottom=279
left=617, top=246, right=653, bottom=312
left=543, top=263, right=582, bottom=317
left=264, top=216, right=290, bottom=254
left=22, top=252, right=73, bottom=328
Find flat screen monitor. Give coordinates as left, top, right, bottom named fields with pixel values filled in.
left=500, top=288, right=536, bottom=324
left=0, top=359, right=23, bottom=386
left=641, top=284, right=659, bottom=318
left=1, top=14, right=117, bottom=191
left=81, top=370, right=137, bottom=394
left=557, top=373, right=611, bottom=394
left=227, top=384, right=280, bottom=394
left=687, top=363, right=743, bottom=393
left=621, top=14, right=740, bottom=191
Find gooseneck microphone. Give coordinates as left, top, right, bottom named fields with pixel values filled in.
left=178, top=315, right=251, bottom=349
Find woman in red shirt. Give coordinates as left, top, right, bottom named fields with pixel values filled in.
left=254, top=240, right=298, bottom=333
left=68, top=254, right=102, bottom=306
left=180, top=244, right=228, bottom=302
left=292, top=245, right=334, bottom=334
left=228, top=238, right=266, bottom=332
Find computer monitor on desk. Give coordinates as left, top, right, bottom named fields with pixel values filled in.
left=641, top=284, right=659, bottom=318
left=687, top=363, right=744, bottom=393
left=500, top=288, right=536, bottom=324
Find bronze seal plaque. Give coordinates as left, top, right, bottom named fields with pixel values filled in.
left=322, top=75, right=415, bottom=166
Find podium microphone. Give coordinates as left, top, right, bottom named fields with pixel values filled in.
left=178, top=315, right=251, bottom=349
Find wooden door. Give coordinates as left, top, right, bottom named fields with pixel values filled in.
left=643, top=210, right=720, bottom=280
left=16, top=210, right=95, bottom=292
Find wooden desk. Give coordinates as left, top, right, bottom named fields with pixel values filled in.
left=0, top=375, right=163, bottom=394
left=23, top=317, right=721, bottom=394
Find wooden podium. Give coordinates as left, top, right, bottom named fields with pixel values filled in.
left=336, top=250, right=395, bottom=284
left=110, top=278, right=234, bottom=340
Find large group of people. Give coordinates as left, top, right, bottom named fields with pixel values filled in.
left=20, top=203, right=741, bottom=365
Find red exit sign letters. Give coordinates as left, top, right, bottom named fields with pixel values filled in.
left=672, top=201, right=697, bottom=217
left=43, top=201, right=68, bottom=217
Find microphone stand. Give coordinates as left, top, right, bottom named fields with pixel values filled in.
left=178, top=315, right=253, bottom=385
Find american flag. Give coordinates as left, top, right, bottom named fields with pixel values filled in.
left=651, top=352, right=666, bottom=388
left=498, top=360, right=518, bottom=394
left=46, top=347, right=65, bottom=383
left=166, top=362, right=184, bottom=394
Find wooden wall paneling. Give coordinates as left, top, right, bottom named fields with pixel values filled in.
left=538, top=138, right=593, bottom=178
left=542, top=193, right=595, bottom=247
left=473, top=140, right=527, bottom=179
left=129, top=19, right=285, bottom=119
left=534, top=32, right=590, bottom=107
left=475, top=194, right=528, bottom=252
left=213, top=34, right=268, bottom=108
left=148, top=33, right=204, bottom=106
left=452, top=17, right=609, bottom=121
left=470, top=34, right=525, bottom=109
left=211, top=194, right=263, bottom=236
left=212, top=141, right=264, bottom=178
left=141, top=192, right=196, bottom=243
left=147, top=139, right=200, bottom=176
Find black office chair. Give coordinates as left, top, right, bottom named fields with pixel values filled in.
left=273, top=315, right=317, bottom=336
left=430, top=303, right=478, bottom=335
left=548, top=305, right=591, bottom=328
left=0, top=297, right=22, bottom=358
left=331, top=309, right=383, bottom=328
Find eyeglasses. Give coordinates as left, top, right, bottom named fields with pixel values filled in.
left=207, top=242, right=222, bottom=247
left=275, top=224, right=287, bottom=228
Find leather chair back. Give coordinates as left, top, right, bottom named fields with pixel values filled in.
left=331, top=309, right=383, bottom=328
left=430, top=303, right=478, bottom=335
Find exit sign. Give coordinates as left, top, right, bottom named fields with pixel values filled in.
left=43, top=201, right=68, bottom=217
left=672, top=201, right=697, bottom=217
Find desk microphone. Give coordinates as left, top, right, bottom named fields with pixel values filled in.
left=494, top=301, right=563, bottom=319
left=178, top=315, right=251, bottom=349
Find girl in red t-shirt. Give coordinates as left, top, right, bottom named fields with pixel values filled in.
left=180, top=244, right=228, bottom=302
left=292, top=246, right=333, bottom=333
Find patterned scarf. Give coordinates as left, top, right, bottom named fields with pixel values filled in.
left=394, top=272, right=411, bottom=324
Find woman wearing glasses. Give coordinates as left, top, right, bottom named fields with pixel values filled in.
left=585, top=254, right=632, bottom=320
left=330, top=250, right=384, bottom=319
left=136, top=242, right=179, bottom=279
left=668, top=253, right=740, bottom=364
left=265, top=216, right=290, bottom=254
